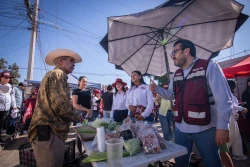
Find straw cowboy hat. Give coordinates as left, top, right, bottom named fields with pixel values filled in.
left=112, top=78, right=127, bottom=87
left=45, top=49, right=82, bottom=66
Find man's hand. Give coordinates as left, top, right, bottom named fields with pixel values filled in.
left=78, top=115, right=84, bottom=123
left=215, top=129, right=229, bottom=146
left=135, top=114, right=144, bottom=120
left=128, top=105, right=136, bottom=112
left=149, top=78, right=157, bottom=93
left=242, top=108, right=248, bottom=114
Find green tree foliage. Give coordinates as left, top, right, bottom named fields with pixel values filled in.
left=0, top=58, right=8, bottom=70
left=153, top=73, right=169, bottom=86
left=0, top=58, right=21, bottom=85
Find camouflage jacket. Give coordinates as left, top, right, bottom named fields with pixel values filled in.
left=28, top=68, right=81, bottom=142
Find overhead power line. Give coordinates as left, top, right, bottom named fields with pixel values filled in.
left=42, top=10, right=102, bottom=38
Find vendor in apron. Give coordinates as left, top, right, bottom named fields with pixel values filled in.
left=125, top=71, right=154, bottom=123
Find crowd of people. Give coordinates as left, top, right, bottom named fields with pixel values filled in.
left=0, top=39, right=250, bottom=167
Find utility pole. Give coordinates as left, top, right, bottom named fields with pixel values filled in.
left=25, top=0, right=39, bottom=80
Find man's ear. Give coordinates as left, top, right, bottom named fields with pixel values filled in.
left=185, top=48, right=190, bottom=55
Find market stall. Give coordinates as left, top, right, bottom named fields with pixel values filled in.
left=73, top=118, right=187, bottom=167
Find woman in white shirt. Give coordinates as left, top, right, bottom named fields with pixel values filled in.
left=125, top=71, right=154, bottom=122
left=110, top=78, right=128, bottom=123
left=227, top=80, right=248, bottom=160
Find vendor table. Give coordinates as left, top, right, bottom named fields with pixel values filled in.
left=81, top=139, right=187, bottom=167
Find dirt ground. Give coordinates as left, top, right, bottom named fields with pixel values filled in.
left=1, top=123, right=250, bottom=167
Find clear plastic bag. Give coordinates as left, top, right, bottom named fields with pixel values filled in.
left=137, top=126, right=161, bottom=154
left=124, top=138, right=141, bottom=156
left=152, top=127, right=167, bottom=149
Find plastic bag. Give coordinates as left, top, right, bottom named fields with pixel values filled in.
left=152, top=127, right=167, bottom=149
left=137, top=126, right=161, bottom=154
left=124, top=138, right=141, bottom=156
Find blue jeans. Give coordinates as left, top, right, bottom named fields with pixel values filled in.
left=91, top=110, right=99, bottom=121
left=158, top=110, right=174, bottom=141
left=175, top=127, right=222, bottom=167
left=103, top=110, right=111, bottom=118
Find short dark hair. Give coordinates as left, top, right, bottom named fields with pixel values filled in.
left=107, top=85, right=112, bottom=91
left=174, top=39, right=196, bottom=57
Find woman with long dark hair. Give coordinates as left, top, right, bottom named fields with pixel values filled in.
left=72, top=76, right=93, bottom=120
left=226, top=80, right=248, bottom=161
left=72, top=76, right=93, bottom=155
left=110, top=78, right=128, bottom=123
left=125, top=71, right=154, bottom=122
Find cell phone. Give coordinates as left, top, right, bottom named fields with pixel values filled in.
left=37, top=125, right=50, bottom=141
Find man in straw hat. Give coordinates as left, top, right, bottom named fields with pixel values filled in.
left=28, top=49, right=84, bottom=167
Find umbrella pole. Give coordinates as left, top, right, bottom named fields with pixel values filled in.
left=160, top=32, right=171, bottom=79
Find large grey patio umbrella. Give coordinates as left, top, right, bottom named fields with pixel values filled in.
left=100, top=0, right=248, bottom=76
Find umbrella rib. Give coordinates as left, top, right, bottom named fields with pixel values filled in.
left=150, top=27, right=162, bottom=39
left=167, top=18, right=239, bottom=30
left=163, top=0, right=195, bottom=30
left=163, top=27, right=183, bottom=44
left=111, top=20, right=160, bottom=30
left=108, top=30, right=158, bottom=42
left=145, top=34, right=161, bottom=45
left=145, top=35, right=161, bottom=74
left=119, top=33, right=158, bottom=66
left=164, top=30, right=214, bottom=53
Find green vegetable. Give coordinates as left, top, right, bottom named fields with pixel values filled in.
left=108, top=122, right=117, bottom=131
left=124, top=138, right=141, bottom=156
left=82, top=151, right=130, bottom=163
left=77, top=129, right=96, bottom=134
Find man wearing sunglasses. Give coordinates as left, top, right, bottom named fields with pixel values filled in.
left=150, top=39, right=232, bottom=167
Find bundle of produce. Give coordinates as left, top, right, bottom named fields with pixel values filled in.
left=82, top=151, right=130, bottom=163
left=124, top=138, right=141, bottom=156
left=92, top=118, right=109, bottom=128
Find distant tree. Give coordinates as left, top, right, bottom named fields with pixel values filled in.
left=0, top=58, right=8, bottom=71
left=9, top=63, right=21, bottom=85
left=153, top=73, right=169, bottom=86
left=0, top=58, right=21, bottom=85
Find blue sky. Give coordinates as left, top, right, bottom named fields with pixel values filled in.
left=1, top=0, right=250, bottom=87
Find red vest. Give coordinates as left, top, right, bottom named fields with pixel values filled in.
left=172, top=59, right=212, bottom=125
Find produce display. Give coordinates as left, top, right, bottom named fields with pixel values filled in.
left=124, top=138, right=141, bottom=156
left=79, top=117, right=168, bottom=163
left=77, top=129, right=96, bottom=134
left=92, top=118, right=109, bottom=128
left=82, top=151, right=130, bottom=163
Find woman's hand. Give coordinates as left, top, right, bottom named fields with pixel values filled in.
left=128, top=105, right=136, bottom=112
left=135, top=114, right=144, bottom=120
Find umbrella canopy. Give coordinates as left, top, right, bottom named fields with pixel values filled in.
left=223, top=55, right=250, bottom=78
left=100, top=0, right=248, bottom=76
